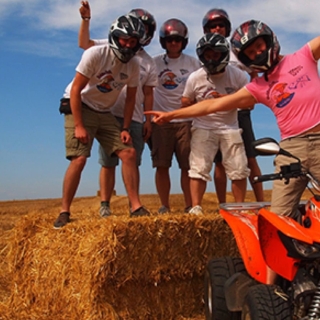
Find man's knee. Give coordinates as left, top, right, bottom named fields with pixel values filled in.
left=70, top=155, right=87, bottom=168
left=117, top=147, right=136, bottom=162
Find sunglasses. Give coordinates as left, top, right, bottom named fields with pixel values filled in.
left=208, top=23, right=226, bottom=29
left=166, top=37, right=183, bottom=43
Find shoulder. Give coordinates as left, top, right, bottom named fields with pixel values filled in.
left=128, top=55, right=140, bottom=68
left=84, top=43, right=110, bottom=56
left=153, top=53, right=165, bottom=61
left=186, top=70, right=197, bottom=82
left=191, top=67, right=204, bottom=77
left=79, top=43, right=112, bottom=63
left=182, top=53, right=199, bottom=63
left=180, top=54, right=201, bottom=70
left=92, top=39, right=109, bottom=46
left=138, top=49, right=154, bottom=63
left=226, top=65, right=248, bottom=81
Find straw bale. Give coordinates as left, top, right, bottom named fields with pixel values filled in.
left=2, top=204, right=238, bottom=319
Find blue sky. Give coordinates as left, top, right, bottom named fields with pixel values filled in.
left=1, top=0, right=319, bottom=201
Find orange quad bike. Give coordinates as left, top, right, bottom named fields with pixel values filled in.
left=204, top=137, right=320, bottom=320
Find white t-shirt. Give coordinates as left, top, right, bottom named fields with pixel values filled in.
left=183, top=65, right=248, bottom=130
left=153, top=53, right=200, bottom=123
left=111, top=48, right=158, bottom=123
left=63, top=43, right=140, bottom=112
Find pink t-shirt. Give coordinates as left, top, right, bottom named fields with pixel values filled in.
left=246, top=43, right=320, bottom=140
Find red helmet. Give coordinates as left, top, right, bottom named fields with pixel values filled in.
left=129, top=8, right=156, bottom=46
left=202, top=8, right=231, bottom=37
left=159, top=18, right=188, bottom=51
left=231, top=20, right=280, bottom=72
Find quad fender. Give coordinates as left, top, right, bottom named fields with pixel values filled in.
left=258, top=208, right=303, bottom=281
left=220, top=204, right=272, bottom=284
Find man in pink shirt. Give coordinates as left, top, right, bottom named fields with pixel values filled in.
left=146, top=20, right=320, bottom=217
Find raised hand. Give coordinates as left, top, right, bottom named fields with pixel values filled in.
left=79, top=1, right=91, bottom=19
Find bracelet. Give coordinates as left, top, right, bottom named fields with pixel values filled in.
left=121, top=128, right=130, bottom=133
left=81, top=16, right=91, bottom=20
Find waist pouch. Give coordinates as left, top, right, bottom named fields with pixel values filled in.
left=59, top=99, right=109, bottom=115
left=59, top=98, right=72, bottom=115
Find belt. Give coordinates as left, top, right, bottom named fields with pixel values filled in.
left=81, top=102, right=110, bottom=114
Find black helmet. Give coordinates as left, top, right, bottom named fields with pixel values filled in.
left=231, top=20, right=280, bottom=72
left=159, top=18, right=188, bottom=51
left=129, top=8, right=156, bottom=46
left=108, top=14, right=146, bottom=63
left=202, top=8, right=231, bottom=37
left=196, top=33, right=230, bottom=75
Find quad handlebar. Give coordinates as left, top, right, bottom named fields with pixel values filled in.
left=253, top=138, right=320, bottom=193
left=254, top=162, right=303, bottom=184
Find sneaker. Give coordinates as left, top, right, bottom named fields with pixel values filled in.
left=53, top=212, right=70, bottom=229
left=130, top=206, right=150, bottom=217
left=189, top=205, right=203, bottom=215
left=184, top=206, right=192, bottom=213
left=100, top=205, right=112, bottom=218
left=158, top=205, right=170, bottom=214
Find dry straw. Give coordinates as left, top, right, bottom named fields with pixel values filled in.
left=0, top=208, right=239, bottom=319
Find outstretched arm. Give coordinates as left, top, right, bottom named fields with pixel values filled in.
left=78, top=1, right=95, bottom=49
left=145, top=88, right=256, bottom=124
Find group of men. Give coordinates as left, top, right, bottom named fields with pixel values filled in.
left=54, top=2, right=320, bottom=228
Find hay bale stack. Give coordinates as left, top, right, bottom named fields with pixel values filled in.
left=2, top=210, right=238, bottom=319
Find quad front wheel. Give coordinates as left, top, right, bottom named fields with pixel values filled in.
left=241, top=284, right=291, bottom=319
left=204, top=257, right=246, bottom=320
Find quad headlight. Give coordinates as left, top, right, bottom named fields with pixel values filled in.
left=292, top=239, right=320, bottom=258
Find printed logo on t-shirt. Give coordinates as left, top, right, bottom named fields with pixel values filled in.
left=225, top=87, right=236, bottom=94
left=159, top=69, right=179, bottom=90
left=120, top=73, right=128, bottom=80
left=270, top=82, right=294, bottom=108
left=180, top=69, right=189, bottom=75
left=202, top=88, right=222, bottom=99
left=97, top=74, right=114, bottom=93
left=288, top=65, right=303, bottom=77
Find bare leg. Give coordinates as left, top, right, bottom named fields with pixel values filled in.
left=231, top=178, right=247, bottom=202
left=247, top=157, right=264, bottom=201
left=190, top=177, right=207, bottom=207
left=155, top=167, right=170, bottom=208
left=116, top=148, right=142, bottom=211
left=99, top=166, right=116, bottom=202
left=181, top=168, right=192, bottom=208
left=214, top=162, right=227, bottom=203
left=61, top=156, right=87, bottom=212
